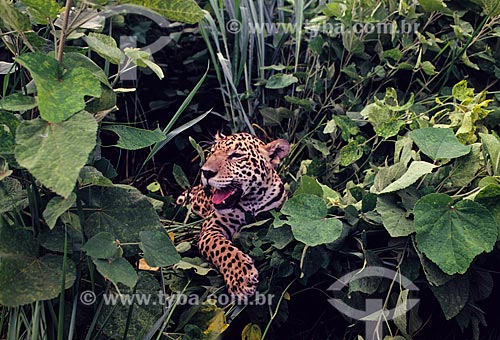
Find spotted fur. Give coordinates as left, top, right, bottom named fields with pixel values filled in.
left=177, top=133, right=290, bottom=297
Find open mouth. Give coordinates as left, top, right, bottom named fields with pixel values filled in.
left=211, top=186, right=243, bottom=210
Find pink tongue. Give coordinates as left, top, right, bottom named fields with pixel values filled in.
left=212, top=188, right=235, bottom=205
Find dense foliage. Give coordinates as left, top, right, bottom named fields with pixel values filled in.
left=0, top=0, right=500, bottom=339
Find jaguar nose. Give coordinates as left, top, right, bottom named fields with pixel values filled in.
left=201, top=169, right=217, bottom=180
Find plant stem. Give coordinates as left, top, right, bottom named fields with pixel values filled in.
left=57, top=0, right=72, bottom=64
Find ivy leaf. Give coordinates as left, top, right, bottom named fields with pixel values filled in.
left=414, top=193, right=497, bottom=274
left=265, top=74, right=298, bottom=89
left=379, top=161, right=436, bottom=194
left=15, top=53, right=102, bottom=122
left=93, top=258, right=138, bottom=289
left=83, top=33, right=125, bottom=65
left=15, top=111, right=98, bottom=198
left=281, top=194, right=342, bottom=246
left=139, top=230, right=181, bottom=267
left=43, top=193, right=76, bottom=229
left=102, top=125, right=166, bottom=150
left=409, top=128, right=471, bottom=160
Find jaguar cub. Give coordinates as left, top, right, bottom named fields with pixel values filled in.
left=177, top=133, right=289, bottom=297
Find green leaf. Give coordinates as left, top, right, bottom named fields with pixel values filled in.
left=361, top=103, right=405, bottom=139
left=0, top=110, right=19, bottom=154
left=480, top=133, right=500, bottom=175
left=21, top=0, right=61, bottom=24
left=82, top=186, right=164, bottom=256
left=294, top=175, right=323, bottom=197
left=174, top=257, right=216, bottom=276
left=340, top=139, right=363, bottom=166
left=93, top=258, right=138, bottom=289
left=449, top=143, right=482, bottom=187
left=281, top=194, right=343, bottom=246
left=83, top=33, right=125, bottom=65
left=0, top=0, right=31, bottom=32
left=99, top=272, right=162, bottom=340
left=43, top=193, right=76, bottom=229
left=82, top=232, right=118, bottom=259
left=124, top=48, right=164, bottom=79
left=265, top=225, right=294, bottom=250
left=474, top=184, right=500, bottom=236
left=430, top=275, right=469, bottom=320
left=452, top=80, right=474, bottom=102
left=62, top=52, right=111, bottom=88
left=125, top=0, right=204, bottom=24
left=418, top=0, right=447, bottom=12
left=102, top=125, right=166, bottom=150
left=139, top=230, right=181, bottom=267
left=379, top=161, right=436, bottom=194
left=78, top=166, right=114, bottom=187
left=376, top=196, right=415, bottom=237
left=0, top=93, right=37, bottom=111
left=172, top=164, right=189, bottom=189
left=15, top=111, right=98, bottom=198
left=421, top=61, right=437, bottom=75
left=15, top=53, right=102, bottom=122
left=409, top=128, right=471, bottom=160
left=414, top=193, right=497, bottom=274
left=0, top=223, right=37, bottom=257
left=265, top=74, right=298, bottom=89
left=0, top=255, right=75, bottom=306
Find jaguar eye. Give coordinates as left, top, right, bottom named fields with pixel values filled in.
left=228, top=152, right=245, bottom=159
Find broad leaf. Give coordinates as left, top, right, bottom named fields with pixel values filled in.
left=21, top=0, right=61, bottom=24
left=480, top=133, right=500, bottom=175
left=15, top=111, right=98, bottom=198
left=376, top=196, right=415, bottom=237
left=82, top=232, right=119, bottom=259
left=124, top=48, right=164, bottom=79
left=93, top=258, right=138, bottom=289
left=102, top=125, right=166, bottom=150
left=340, top=139, right=363, bottom=166
left=449, top=143, right=482, bottom=187
left=430, top=275, right=469, bottom=320
left=379, top=161, right=436, bottom=194
left=126, top=0, right=204, bottom=24
left=0, top=223, right=38, bottom=257
left=0, top=93, right=37, bottom=111
left=474, top=184, right=500, bottom=236
left=15, top=53, right=101, bottom=122
left=265, top=74, right=298, bottom=89
left=414, top=193, right=497, bottom=274
left=139, top=230, right=181, bottom=267
left=0, top=255, right=75, bottom=306
left=281, top=194, right=342, bottom=246
left=82, top=186, right=164, bottom=255
left=418, top=0, right=447, bottom=11
left=409, top=128, right=471, bottom=160
left=0, top=0, right=31, bottom=32
left=43, top=193, right=76, bottom=229
left=0, top=110, right=19, bottom=154
left=83, top=33, right=125, bottom=65
left=99, top=272, right=162, bottom=340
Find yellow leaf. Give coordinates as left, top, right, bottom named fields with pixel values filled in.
left=204, top=309, right=229, bottom=339
left=284, top=291, right=291, bottom=300
left=241, top=323, right=262, bottom=340
left=168, top=232, right=175, bottom=242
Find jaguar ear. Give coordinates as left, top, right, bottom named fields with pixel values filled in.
left=262, top=139, right=290, bottom=167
